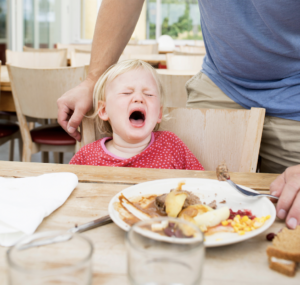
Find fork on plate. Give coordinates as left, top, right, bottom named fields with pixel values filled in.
left=226, top=179, right=279, bottom=200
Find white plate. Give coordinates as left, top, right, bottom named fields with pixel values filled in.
left=108, top=178, right=276, bottom=247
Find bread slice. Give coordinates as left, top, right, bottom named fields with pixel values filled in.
left=266, top=226, right=300, bottom=262
left=268, top=256, right=297, bottom=277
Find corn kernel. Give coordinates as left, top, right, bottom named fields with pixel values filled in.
left=222, top=220, right=229, bottom=226
left=241, top=216, right=249, bottom=222
left=233, top=226, right=239, bottom=232
left=244, top=227, right=251, bottom=232
left=238, top=231, right=245, bottom=235
left=265, top=215, right=271, bottom=220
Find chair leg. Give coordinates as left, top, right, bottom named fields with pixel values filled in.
left=18, top=138, right=23, bottom=162
left=42, top=152, right=49, bottom=163
left=22, top=146, right=32, bottom=162
left=9, top=139, right=15, bottom=161
left=59, top=152, right=64, bottom=164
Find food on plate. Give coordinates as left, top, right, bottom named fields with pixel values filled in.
left=115, top=182, right=271, bottom=237
left=150, top=220, right=198, bottom=238
left=266, top=226, right=300, bottom=277
left=216, top=162, right=230, bottom=181
left=155, top=183, right=201, bottom=215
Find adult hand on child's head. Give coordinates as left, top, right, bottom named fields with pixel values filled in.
left=57, top=79, right=94, bottom=142
left=270, top=164, right=300, bottom=229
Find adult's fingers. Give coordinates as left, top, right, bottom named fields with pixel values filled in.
left=286, top=191, right=300, bottom=229
left=57, top=102, right=72, bottom=130
left=276, top=174, right=300, bottom=221
left=269, top=172, right=285, bottom=197
left=66, top=107, right=87, bottom=141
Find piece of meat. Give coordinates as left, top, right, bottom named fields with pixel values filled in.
left=208, top=200, right=217, bottom=210
left=155, top=190, right=201, bottom=215
left=216, top=163, right=230, bottom=181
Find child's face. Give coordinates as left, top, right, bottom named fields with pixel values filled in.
left=98, top=68, right=162, bottom=143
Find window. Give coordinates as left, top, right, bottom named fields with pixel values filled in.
left=160, top=0, right=201, bottom=40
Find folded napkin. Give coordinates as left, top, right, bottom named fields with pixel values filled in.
left=0, top=172, right=78, bottom=247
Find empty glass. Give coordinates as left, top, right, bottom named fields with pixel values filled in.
left=7, top=231, right=93, bottom=285
left=126, top=217, right=205, bottom=285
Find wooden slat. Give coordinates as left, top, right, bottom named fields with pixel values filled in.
left=0, top=161, right=278, bottom=191
left=239, top=108, right=265, bottom=173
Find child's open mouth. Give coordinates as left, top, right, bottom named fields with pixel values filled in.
left=129, top=110, right=145, bottom=127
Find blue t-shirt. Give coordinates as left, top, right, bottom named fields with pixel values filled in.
left=199, top=0, right=300, bottom=121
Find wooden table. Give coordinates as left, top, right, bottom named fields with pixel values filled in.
left=1, top=161, right=298, bottom=284
left=157, top=69, right=197, bottom=108
left=121, top=54, right=167, bottom=66
left=0, top=65, right=15, bottom=112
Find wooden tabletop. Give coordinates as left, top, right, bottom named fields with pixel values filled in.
left=1, top=162, right=298, bottom=284
left=126, top=54, right=167, bottom=65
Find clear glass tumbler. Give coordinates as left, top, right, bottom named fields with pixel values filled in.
left=7, top=231, right=93, bottom=285
left=126, top=217, right=205, bottom=285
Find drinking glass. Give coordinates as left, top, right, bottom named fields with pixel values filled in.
left=7, top=231, right=93, bottom=285
left=126, top=217, right=205, bottom=285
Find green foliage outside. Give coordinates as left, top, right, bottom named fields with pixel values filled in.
left=148, top=0, right=202, bottom=40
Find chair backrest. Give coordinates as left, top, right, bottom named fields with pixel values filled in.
left=80, top=107, right=265, bottom=173
left=166, top=54, right=204, bottom=71
left=174, top=50, right=205, bottom=56
left=123, top=44, right=158, bottom=55
left=6, top=50, right=67, bottom=68
left=71, top=49, right=91, bottom=67
left=23, top=46, right=68, bottom=66
left=56, top=43, right=92, bottom=59
left=7, top=65, right=87, bottom=119
left=179, top=45, right=206, bottom=55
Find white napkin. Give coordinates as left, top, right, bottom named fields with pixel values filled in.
left=0, top=172, right=78, bottom=247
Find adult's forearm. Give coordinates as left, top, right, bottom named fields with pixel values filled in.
left=87, top=0, right=145, bottom=85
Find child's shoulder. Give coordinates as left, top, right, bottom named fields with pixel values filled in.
left=78, top=138, right=106, bottom=153
left=153, top=131, right=183, bottom=143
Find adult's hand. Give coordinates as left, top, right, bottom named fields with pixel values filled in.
left=270, top=164, right=300, bottom=229
left=57, top=79, right=94, bottom=141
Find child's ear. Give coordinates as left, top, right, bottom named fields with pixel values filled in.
left=157, top=106, right=163, bottom=123
left=97, top=101, right=109, bottom=121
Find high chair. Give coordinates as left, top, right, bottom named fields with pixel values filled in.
left=80, top=107, right=265, bottom=173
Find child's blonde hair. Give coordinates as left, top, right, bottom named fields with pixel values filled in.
left=91, top=59, right=165, bottom=136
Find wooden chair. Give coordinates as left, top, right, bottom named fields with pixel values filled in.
left=71, top=49, right=91, bottom=67
left=7, top=65, right=88, bottom=162
left=6, top=50, right=67, bottom=68
left=166, top=54, right=205, bottom=71
left=156, top=70, right=194, bottom=108
left=23, top=46, right=68, bottom=66
left=0, top=62, right=22, bottom=161
left=174, top=50, right=205, bottom=56
left=56, top=43, right=92, bottom=60
left=123, top=43, right=159, bottom=55
left=80, top=107, right=265, bottom=173
left=179, top=45, right=206, bottom=55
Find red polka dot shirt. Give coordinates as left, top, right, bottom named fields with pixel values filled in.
left=70, top=131, right=204, bottom=170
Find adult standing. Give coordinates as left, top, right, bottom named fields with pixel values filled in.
left=57, top=0, right=300, bottom=228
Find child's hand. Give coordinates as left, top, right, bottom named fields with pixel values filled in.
left=270, top=165, right=300, bottom=229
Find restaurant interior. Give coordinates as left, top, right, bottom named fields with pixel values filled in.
left=0, top=1, right=299, bottom=285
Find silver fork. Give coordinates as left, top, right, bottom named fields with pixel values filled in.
left=226, top=179, right=279, bottom=200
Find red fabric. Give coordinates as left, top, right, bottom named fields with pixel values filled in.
left=158, top=63, right=167, bottom=69
left=0, top=123, right=19, bottom=138
left=70, top=131, right=204, bottom=170
left=31, top=126, right=76, bottom=145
